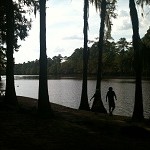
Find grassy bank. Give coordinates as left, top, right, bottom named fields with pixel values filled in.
left=0, top=96, right=150, bottom=150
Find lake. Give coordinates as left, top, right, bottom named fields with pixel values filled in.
left=0, top=75, right=150, bottom=118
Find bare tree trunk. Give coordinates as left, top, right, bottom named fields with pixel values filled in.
left=79, top=0, right=90, bottom=111
left=91, top=0, right=107, bottom=113
left=4, top=0, right=18, bottom=108
left=38, top=0, right=52, bottom=115
left=129, top=0, right=144, bottom=120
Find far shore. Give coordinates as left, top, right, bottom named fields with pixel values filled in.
left=1, top=74, right=150, bottom=80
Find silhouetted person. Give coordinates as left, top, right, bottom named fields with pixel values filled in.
left=106, top=87, right=117, bottom=115
left=90, top=89, right=107, bottom=113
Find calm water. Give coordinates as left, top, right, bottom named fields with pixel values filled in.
left=0, top=75, right=150, bottom=118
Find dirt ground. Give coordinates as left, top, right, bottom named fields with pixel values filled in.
left=0, top=96, right=150, bottom=150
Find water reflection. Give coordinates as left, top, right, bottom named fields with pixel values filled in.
left=14, top=75, right=39, bottom=80
left=0, top=79, right=5, bottom=90
left=0, top=75, right=150, bottom=118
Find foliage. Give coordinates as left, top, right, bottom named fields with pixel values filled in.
left=89, top=0, right=117, bottom=39
left=0, top=0, right=38, bottom=74
left=0, top=46, right=6, bottom=73
left=141, top=27, right=150, bottom=76
left=136, top=0, right=150, bottom=8
left=13, top=37, right=150, bottom=78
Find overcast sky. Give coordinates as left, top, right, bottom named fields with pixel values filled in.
left=14, top=0, right=150, bottom=64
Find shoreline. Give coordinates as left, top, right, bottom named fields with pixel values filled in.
left=1, top=75, right=150, bottom=80
left=1, top=95, right=150, bottom=123
left=0, top=96, right=150, bottom=150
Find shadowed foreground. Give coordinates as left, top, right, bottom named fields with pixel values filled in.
left=0, top=96, right=150, bottom=150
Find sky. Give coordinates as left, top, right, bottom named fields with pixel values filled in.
left=14, top=0, right=150, bottom=64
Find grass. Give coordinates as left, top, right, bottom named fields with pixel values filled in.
left=0, top=96, right=150, bottom=150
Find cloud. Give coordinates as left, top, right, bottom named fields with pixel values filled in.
left=54, top=47, right=65, bottom=53
left=119, top=10, right=129, bottom=17
left=119, top=19, right=132, bottom=30
left=63, top=35, right=83, bottom=40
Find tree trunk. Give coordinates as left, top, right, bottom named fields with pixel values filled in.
left=129, top=0, right=144, bottom=120
left=38, top=0, right=52, bottom=115
left=91, top=0, right=107, bottom=113
left=4, top=0, right=18, bottom=107
left=79, top=0, right=90, bottom=111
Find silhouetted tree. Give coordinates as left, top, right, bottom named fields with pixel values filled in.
left=38, top=0, right=52, bottom=115
left=4, top=0, right=18, bottom=107
left=90, top=0, right=107, bottom=113
left=129, top=0, right=144, bottom=120
left=142, top=28, right=150, bottom=76
left=79, top=0, right=90, bottom=110
left=2, top=0, right=38, bottom=108
left=90, top=0, right=116, bottom=113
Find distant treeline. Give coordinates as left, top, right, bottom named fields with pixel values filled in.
left=14, top=38, right=150, bottom=78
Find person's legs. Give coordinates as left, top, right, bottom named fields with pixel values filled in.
left=109, top=106, right=113, bottom=115
left=111, top=105, right=115, bottom=114
left=109, top=104, right=111, bottom=114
